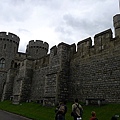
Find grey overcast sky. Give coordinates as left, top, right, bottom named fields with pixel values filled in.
left=0, top=0, right=119, bottom=52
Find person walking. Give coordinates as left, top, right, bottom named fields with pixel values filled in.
left=71, top=98, right=83, bottom=120
left=55, top=100, right=67, bottom=120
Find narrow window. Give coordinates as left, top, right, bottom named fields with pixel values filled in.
left=14, top=47, right=16, bottom=53
left=11, top=60, right=14, bottom=68
left=36, top=49, right=38, bottom=53
left=14, top=62, right=17, bottom=68
left=0, top=58, right=5, bottom=68
left=4, top=44, right=6, bottom=49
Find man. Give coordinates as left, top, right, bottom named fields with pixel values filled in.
left=72, top=98, right=83, bottom=120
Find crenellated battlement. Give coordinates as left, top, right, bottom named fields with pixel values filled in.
left=74, top=29, right=115, bottom=57
left=26, top=40, right=49, bottom=59
left=94, top=29, right=113, bottom=53
left=28, top=40, right=49, bottom=51
left=48, top=17, right=119, bottom=60
left=50, top=45, right=58, bottom=56
left=94, top=29, right=112, bottom=38
left=49, top=28, right=116, bottom=59
left=77, top=37, right=92, bottom=57
left=50, top=42, right=76, bottom=56
left=0, top=32, right=20, bottom=44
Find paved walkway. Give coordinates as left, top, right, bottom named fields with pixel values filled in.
left=0, top=110, right=32, bottom=120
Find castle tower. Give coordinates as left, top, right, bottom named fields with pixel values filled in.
left=0, top=32, right=20, bottom=100
left=113, top=14, right=120, bottom=38
left=26, top=40, right=49, bottom=59
left=0, top=32, right=20, bottom=71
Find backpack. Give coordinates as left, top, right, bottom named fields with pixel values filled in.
left=71, top=104, right=83, bottom=117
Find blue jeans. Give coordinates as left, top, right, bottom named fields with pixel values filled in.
left=57, top=114, right=65, bottom=120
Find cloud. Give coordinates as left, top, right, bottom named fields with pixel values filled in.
left=0, top=0, right=33, bottom=23
left=54, top=0, right=118, bottom=44
left=18, top=28, right=30, bottom=33
left=0, top=0, right=118, bottom=52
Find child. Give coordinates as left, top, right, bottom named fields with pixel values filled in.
left=90, top=111, right=98, bottom=120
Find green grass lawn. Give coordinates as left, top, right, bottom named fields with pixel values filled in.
left=0, top=101, right=120, bottom=120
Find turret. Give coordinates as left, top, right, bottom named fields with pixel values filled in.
left=113, top=14, right=120, bottom=38
left=26, top=40, right=49, bottom=59
left=0, top=32, right=20, bottom=54
left=0, top=32, right=20, bottom=71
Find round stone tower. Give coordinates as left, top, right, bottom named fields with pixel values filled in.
left=0, top=32, right=20, bottom=71
left=26, top=40, right=49, bottom=59
left=113, top=14, right=120, bottom=38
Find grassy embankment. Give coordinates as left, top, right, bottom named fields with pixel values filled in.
left=0, top=101, right=119, bottom=120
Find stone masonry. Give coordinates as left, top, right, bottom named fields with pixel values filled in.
left=0, top=14, right=120, bottom=105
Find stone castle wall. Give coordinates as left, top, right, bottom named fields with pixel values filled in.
left=0, top=14, right=120, bottom=104
left=69, top=37, right=120, bottom=103
left=0, top=71, right=7, bottom=99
